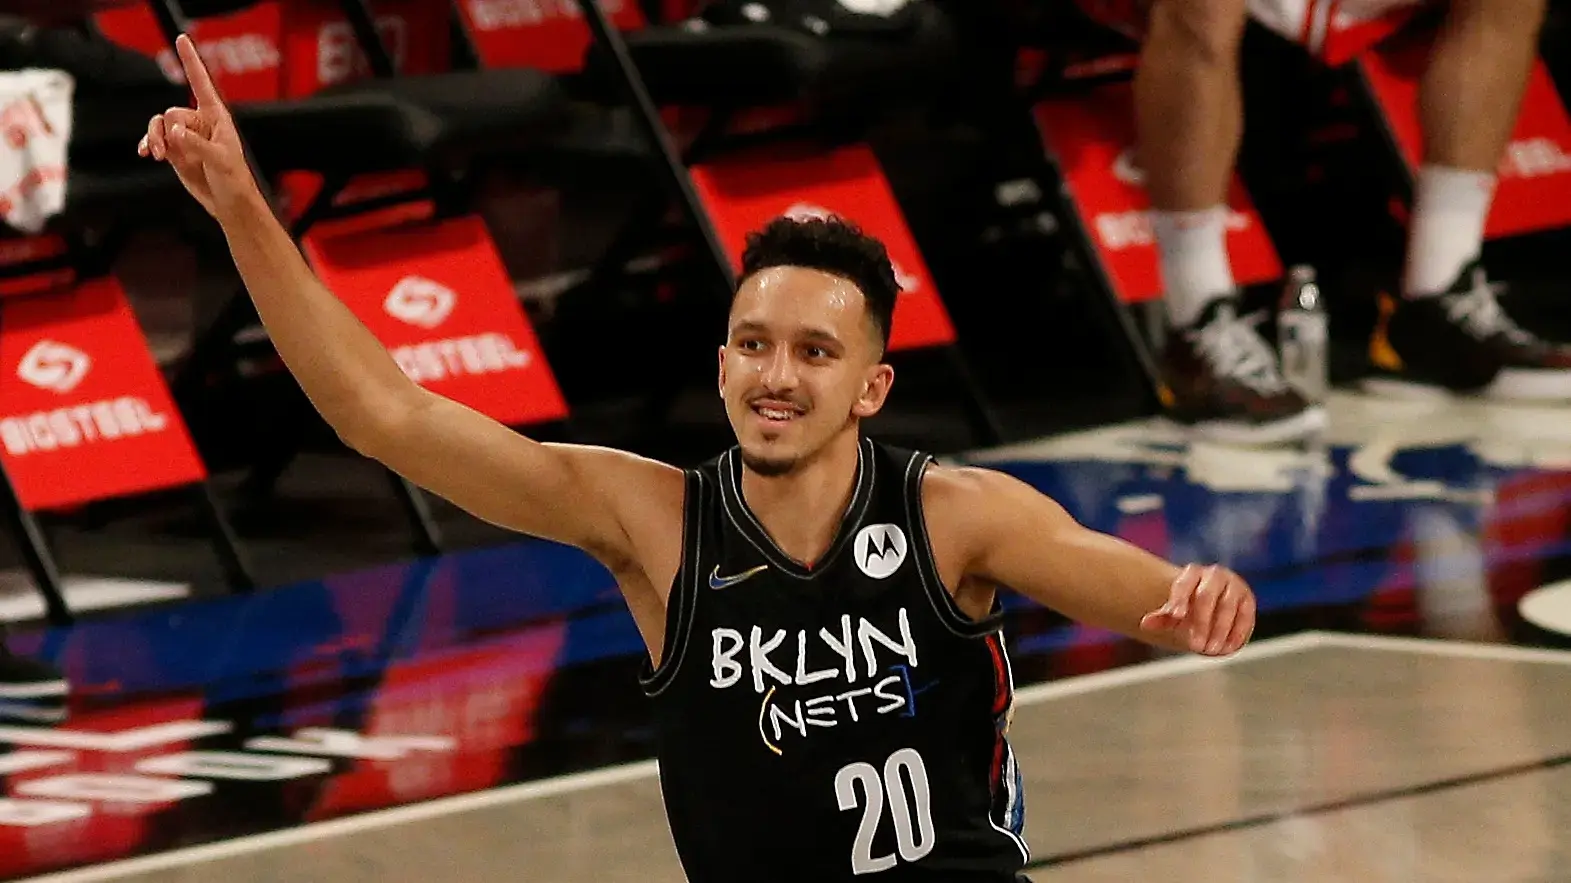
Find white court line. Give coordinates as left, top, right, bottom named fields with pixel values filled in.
left=18, top=631, right=1332, bottom=883
left=18, top=760, right=661, bottom=883
left=1011, top=630, right=1328, bottom=704
left=1316, top=630, right=1571, bottom=666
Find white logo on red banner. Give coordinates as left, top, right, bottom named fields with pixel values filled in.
left=155, top=34, right=280, bottom=85
left=384, top=276, right=458, bottom=328
left=17, top=340, right=89, bottom=393
left=317, top=16, right=408, bottom=87
left=302, top=216, right=568, bottom=427
left=1500, top=137, right=1571, bottom=180
left=465, top=0, right=625, bottom=30
left=0, top=279, right=206, bottom=511
left=1094, top=209, right=1253, bottom=252
left=1361, top=40, right=1571, bottom=241
left=1034, top=81, right=1282, bottom=303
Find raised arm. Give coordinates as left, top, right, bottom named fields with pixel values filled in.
left=926, top=465, right=1255, bottom=656
left=140, top=35, right=682, bottom=564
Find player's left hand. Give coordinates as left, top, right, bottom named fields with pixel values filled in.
left=1139, top=563, right=1256, bottom=656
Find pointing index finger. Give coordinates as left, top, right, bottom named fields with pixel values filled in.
left=175, top=34, right=223, bottom=111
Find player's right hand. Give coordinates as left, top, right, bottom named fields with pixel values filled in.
left=137, top=34, right=258, bottom=220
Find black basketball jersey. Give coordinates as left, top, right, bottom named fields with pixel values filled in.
left=640, top=437, right=1031, bottom=882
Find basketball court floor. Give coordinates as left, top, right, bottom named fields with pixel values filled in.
left=4, top=390, right=1571, bottom=882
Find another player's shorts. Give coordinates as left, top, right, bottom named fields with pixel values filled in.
left=1071, top=0, right=1429, bottom=66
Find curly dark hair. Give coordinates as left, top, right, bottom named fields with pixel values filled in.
left=738, top=215, right=901, bottom=353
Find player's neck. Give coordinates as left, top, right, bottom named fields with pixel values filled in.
left=739, top=433, right=862, bottom=568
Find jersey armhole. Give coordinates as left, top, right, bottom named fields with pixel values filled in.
left=640, top=468, right=707, bottom=697
left=904, top=453, right=1005, bottom=640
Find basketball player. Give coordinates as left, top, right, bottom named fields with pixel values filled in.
left=140, top=35, right=1257, bottom=881
left=1122, top=0, right=1571, bottom=442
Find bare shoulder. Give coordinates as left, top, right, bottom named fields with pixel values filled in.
left=918, top=462, right=1051, bottom=517
left=918, top=462, right=1076, bottom=562
left=914, top=463, right=1001, bottom=571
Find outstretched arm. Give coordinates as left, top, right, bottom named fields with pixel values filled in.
left=932, top=466, right=1255, bottom=656
left=140, top=35, right=682, bottom=563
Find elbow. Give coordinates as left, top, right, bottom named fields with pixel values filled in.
left=329, top=389, right=423, bottom=461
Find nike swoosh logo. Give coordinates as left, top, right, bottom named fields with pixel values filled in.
left=709, top=564, right=768, bottom=590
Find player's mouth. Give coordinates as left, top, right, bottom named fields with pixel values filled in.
left=750, top=398, right=806, bottom=424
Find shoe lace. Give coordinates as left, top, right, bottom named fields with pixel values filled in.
left=1187, top=305, right=1288, bottom=395
left=1442, top=267, right=1535, bottom=345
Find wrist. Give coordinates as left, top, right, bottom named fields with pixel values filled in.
left=214, top=186, right=279, bottom=236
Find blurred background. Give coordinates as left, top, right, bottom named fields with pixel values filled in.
left=0, top=1, right=1569, bottom=879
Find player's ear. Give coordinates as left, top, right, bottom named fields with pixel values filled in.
left=718, top=344, right=727, bottom=398
left=851, top=363, right=894, bottom=419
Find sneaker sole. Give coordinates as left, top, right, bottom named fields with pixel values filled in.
left=1176, top=405, right=1329, bottom=446
left=1488, top=368, right=1571, bottom=402
left=0, top=679, right=69, bottom=699
left=1358, top=377, right=1460, bottom=401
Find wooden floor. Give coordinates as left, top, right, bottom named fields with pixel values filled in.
left=11, top=390, right=1571, bottom=883
left=24, top=631, right=1571, bottom=883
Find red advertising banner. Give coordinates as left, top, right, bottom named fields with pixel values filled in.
left=689, top=144, right=958, bottom=353
left=0, top=236, right=73, bottom=300
left=456, top=0, right=646, bottom=73
left=302, top=215, right=569, bottom=427
left=0, top=278, right=207, bottom=512
left=94, top=2, right=285, bottom=104
left=1359, top=36, right=1571, bottom=241
left=661, top=0, right=704, bottom=20
left=1034, top=81, right=1283, bottom=304
left=279, top=0, right=450, bottom=98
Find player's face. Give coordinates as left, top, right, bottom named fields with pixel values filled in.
left=719, top=267, right=894, bottom=477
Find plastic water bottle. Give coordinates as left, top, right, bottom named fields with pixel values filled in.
left=1277, top=265, right=1328, bottom=403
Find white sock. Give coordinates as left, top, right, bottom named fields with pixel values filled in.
left=1151, top=207, right=1235, bottom=327
left=1403, top=165, right=1496, bottom=297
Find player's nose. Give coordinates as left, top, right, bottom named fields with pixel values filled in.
left=760, top=347, right=800, bottom=391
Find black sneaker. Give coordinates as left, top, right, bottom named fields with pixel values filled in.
left=0, top=642, right=68, bottom=724
left=1160, top=296, right=1327, bottom=445
left=1364, top=261, right=1571, bottom=401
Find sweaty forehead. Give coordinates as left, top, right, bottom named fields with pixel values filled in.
left=730, top=266, right=869, bottom=335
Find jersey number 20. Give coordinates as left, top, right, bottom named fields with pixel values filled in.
left=834, top=748, right=935, bottom=874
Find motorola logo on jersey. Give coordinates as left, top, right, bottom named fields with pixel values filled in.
left=855, top=524, right=908, bottom=580
left=708, top=608, right=926, bottom=755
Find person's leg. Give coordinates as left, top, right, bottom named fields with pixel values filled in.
left=1369, top=0, right=1571, bottom=400
left=1406, top=0, right=1541, bottom=297
left=1135, top=0, right=1323, bottom=442
left=1135, top=0, right=1246, bottom=329
left=0, top=627, right=69, bottom=724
